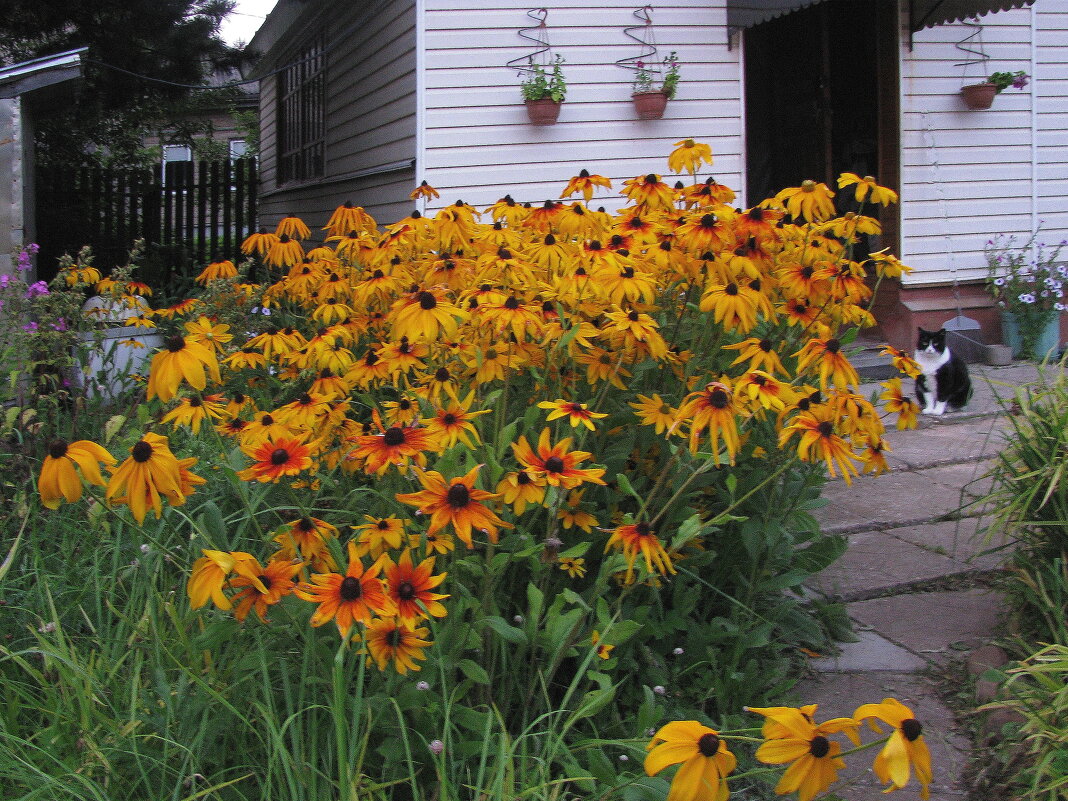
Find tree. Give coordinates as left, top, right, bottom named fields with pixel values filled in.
left=0, top=0, right=250, bottom=168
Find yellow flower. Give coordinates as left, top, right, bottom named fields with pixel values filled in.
left=560, top=169, right=613, bottom=202
left=645, top=721, right=736, bottom=801
left=364, top=617, right=432, bottom=674
left=38, top=439, right=115, bottom=509
left=667, top=139, right=714, bottom=175
left=775, top=180, right=836, bottom=222
left=837, top=173, right=898, bottom=206
left=147, top=334, right=222, bottom=402
left=537, top=398, right=608, bottom=430
left=105, top=433, right=185, bottom=523
left=853, top=699, right=932, bottom=800
left=591, top=630, right=614, bottom=660
left=409, top=180, right=440, bottom=201
left=558, top=556, right=586, bottom=578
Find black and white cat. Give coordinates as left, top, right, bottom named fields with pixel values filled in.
left=914, top=328, right=972, bottom=415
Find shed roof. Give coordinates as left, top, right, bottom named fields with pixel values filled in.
left=727, top=0, right=1036, bottom=32
left=0, top=48, right=86, bottom=100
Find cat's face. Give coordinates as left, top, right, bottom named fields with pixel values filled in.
left=916, top=327, right=947, bottom=354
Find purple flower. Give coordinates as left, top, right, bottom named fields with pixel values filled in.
left=22, top=321, right=38, bottom=332
left=1019, top=293, right=1036, bottom=304
left=635, top=61, right=644, bottom=69
left=26, top=280, right=49, bottom=298
left=0, top=274, right=9, bottom=289
left=428, top=739, right=444, bottom=756
left=1013, top=75, right=1029, bottom=89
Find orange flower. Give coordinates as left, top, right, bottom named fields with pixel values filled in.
left=511, top=428, right=607, bottom=489
left=382, top=549, right=449, bottom=623
left=395, top=465, right=511, bottom=548
left=296, top=542, right=396, bottom=637
left=605, top=521, right=676, bottom=583
left=237, top=435, right=314, bottom=482
left=229, top=555, right=304, bottom=623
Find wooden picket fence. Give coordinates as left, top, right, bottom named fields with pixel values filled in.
left=35, top=158, right=257, bottom=282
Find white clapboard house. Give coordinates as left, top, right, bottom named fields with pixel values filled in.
left=245, top=0, right=1065, bottom=350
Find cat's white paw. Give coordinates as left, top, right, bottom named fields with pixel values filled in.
left=932, top=402, right=947, bottom=416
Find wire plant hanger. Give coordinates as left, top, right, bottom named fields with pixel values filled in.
left=505, top=8, right=555, bottom=77
left=953, top=16, right=991, bottom=83
left=615, top=6, right=662, bottom=84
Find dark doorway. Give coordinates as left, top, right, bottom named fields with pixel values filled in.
left=743, top=0, right=898, bottom=240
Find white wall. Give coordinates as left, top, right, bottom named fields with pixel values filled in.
left=899, top=1, right=1067, bottom=286
left=419, top=1, right=744, bottom=213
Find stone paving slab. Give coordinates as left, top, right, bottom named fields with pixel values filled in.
left=892, top=517, right=1009, bottom=568
left=848, top=589, right=1006, bottom=667
left=808, top=529, right=992, bottom=599
left=882, top=417, right=1008, bottom=471
left=793, top=671, right=971, bottom=801
left=807, top=629, right=928, bottom=673
left=815, top=464, right=992, bottom=534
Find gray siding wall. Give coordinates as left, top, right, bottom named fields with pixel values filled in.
left=258, top=0, right=417, bottom=233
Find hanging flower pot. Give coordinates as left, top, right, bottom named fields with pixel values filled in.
left=632, top=91, right=668, bottom=120
left=960, top=82, right=997, bottom=110
left=525, top=98, right=562, bottom=126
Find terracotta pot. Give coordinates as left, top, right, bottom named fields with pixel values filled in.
left=525, top=98, right=561, bottom=126
left=961, top=83, right=997, bottom=110
left=632, top=91, right=668, bottom=120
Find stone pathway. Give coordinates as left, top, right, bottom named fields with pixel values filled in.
left=797, top=362, right=1059, bottom=801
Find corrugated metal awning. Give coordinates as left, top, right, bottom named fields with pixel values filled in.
left=727, top=0, right=1036, bottom=35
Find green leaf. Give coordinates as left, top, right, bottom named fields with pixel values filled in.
left=457, top=659, right=490, bottom=684
left=479, top=615, right=527, bottom=644
left=104, top=414, right=127, bottom=443
left=615, top=472, right=642, bottom=502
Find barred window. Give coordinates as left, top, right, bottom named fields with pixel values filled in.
left=278, top=38, right=325, bottom=184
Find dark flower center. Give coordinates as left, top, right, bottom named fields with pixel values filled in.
left=298, top=393, right=312, bottom=405
left=258, top=574, right=272, bottom=591
left=365, top=351, right=379, bottom=366
left=644, top=173, right=658, bottom=184
left=262, top=414, right=275, bottom=425
left=825, top=338, right=841, bottom=354
left=709, top=389, right=729, bottom=409
left=372, top=269, right=385, bottom=279
left=800, top=266, right=815, bottom=279
left=377, top=520, right=390, bottom=530
left=386, top=628, right=403, bottom=647
left=233, top=392, right=246, bottom=403
left=697, top=733, right=720, bottom=757
left=339, top=576, right=362, bottom=601
left=759, top=338, right=773, bottom=352
left=498, top=248, right=513, bottom=259
left=701, top=213, right=717, bottom=228
left=575, top=267, right=588, bottom=276
left=418, top=291, right=437, bottom=310
left=384, top=427, right=407, bottom=446
left=399, top=399, right=412, bottom=410
left=725, top=283, right=739, bottom=296
left=397, top=581, right=417, bottom=601
left=544, top=456, right=565, bottom=474
left=610, top=235, right=625, bottom=247
left=902, top=719, right=922, bottom=741
left=635, top=522, right=652, bottom=537
left=443, top=413, right=458, bottom=426
left=270, top=448, right=290, bottom=465
left=48, top=440, right=69, bottom=459
left=447, top=483, right=470, bottom=508
left=504, top=296, right=521, bottom=310
left=621, top=266, right=635, bottom=278
left=750, top=278, right=762, bottom=291
left=165, top=335, right=186, bottom=353
left=809, top=735, right=830, bottom=758
left=545, top=234, right=556, bottom=245
left=297, top=517, right=315, bottom=532
left=816, top=421, right=834, bottom=437
left=752, top=374, right=767, bottom=386
left=628, top=311, right=640, bottom=322
left=434, top=367, right=450, bottom=382
left=517, top=471, right=532, bottom=485
left=132, top=441, right=153, bottom=462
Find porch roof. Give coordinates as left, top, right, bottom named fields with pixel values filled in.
left=727, top=0, right=1036, bottom=33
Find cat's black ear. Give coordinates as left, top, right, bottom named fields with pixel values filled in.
left=937, top=329, right=947, bottom=335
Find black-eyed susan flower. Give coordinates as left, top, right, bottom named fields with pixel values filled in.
left=225, top=347, right=268, bottom=371
left=382, top=395, right=421, bottom=427
left=266, top=233, right=305, bottom=268
left=195, top=258, right=238, bottom=285
left=389, top=289, right=467, bottom=343
left=537, top=398, right=608, bottom=430
left=395, top=465, right=511, bottom=548
left=495, top=468, right=547, bottom=515
left=364, top=617, right=432, bottom=674
left=775, top=180, right=837, bottom=223
left=558, top=489, right=598, bottom=532
left=240, top=411, right=294, bottom=445
left=161, top=393, right=227, bottom=434
left=667, top=139, right=714, bottom=175
left=423, top=389, right=488, bottom=449
left=736, top=370, right=794, bottom=412
left=603, top=308, right=669, bottom=359
left=187, top=549, right=257, bottom=611
left=229, top=555, right=304, bottom=623
left=351, top=515, right=407, bottom=558
left=511, top=428, right=607, bottom=490
left=879, top=379, right=920, bottom=431
left=275, top=214, right=311, bottom=240
left=38, top=439, right=115, bottom=510
left=723, top=336, right=787, bottom=376
left=184, top=316, right=233, bottom=354
left=629, top=393, right=678, bottom=434
left=605, top=521, right=676, bottom=583
left=699, top=281, right=759, bottom=334
left=779, top=408, right=858, bottom=484
left=837, top=173, right=898, bottom=206
left=853, top=699, right=932, bottom=800
left=558, top=556, right=586, bottom=578
left=591, top=630, right=614, bottom=660
left=644, top=721, right=736, bottom=801
left=147, top=335, right=222, bottom=402
left=622, top=173, right=676, bottom=213
left=793, top=336, right=860, bottom=391
left=409, top=180, right=440, bottom=202
left=279, top=516, right=338, bottom=561
left=348, top=415, right=435, bottom=476
left=105, top=433, right=185, bottom=523
left=237, top=435, right=314, bottom=483
left=560, top=169, right=613, bottom=202
left=880, top=345, right=922, bottom=380
left=747, top=705, right=859, bottom=801
left=296, top=542, right=396, bottom=637
left=673, top=381, right=741, bottom=463
left=382, top=549, right=449, bottom=623
left=242, top=227, right=278, bottom=257
left=677, top=211, right=735, bottom=254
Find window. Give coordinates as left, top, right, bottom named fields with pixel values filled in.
left=277, top=37, right=325, bottom=183
left=161, top=144, right=192, bottom=185
left=229, top=139, right=249, bottom=160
